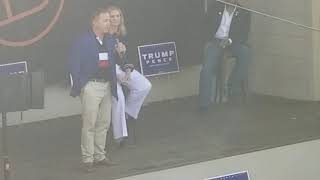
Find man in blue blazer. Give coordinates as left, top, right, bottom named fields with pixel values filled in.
left=69, top=8, right=126, bottom=172
left=199, top=0, right=251, bottom=110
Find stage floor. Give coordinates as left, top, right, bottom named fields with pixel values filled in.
left=2, top=95, right=320, bottom=180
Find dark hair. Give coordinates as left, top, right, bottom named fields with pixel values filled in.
left=91, top=8, right=109, bottom=23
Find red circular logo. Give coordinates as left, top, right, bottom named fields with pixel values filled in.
left=0, top=0, right=65, bottom=47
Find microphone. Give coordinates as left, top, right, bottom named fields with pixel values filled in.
left=116, top=39, right=125, bottom=58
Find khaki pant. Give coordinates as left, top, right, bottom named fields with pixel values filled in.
left=80, top=81, right=112, bottom=163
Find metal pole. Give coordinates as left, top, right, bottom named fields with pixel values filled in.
left=204, top=0, right=208, bottom=13
left=216, top=0, right=320, bottom=32
left=2, top=112, right=10, bottom=180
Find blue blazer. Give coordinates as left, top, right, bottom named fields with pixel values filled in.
left=69, top=30, right=118, bottom=99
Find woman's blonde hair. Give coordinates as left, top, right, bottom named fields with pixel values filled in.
left=106, top=5, right=127, bottom=37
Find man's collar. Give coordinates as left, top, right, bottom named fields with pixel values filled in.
left=224, top=4, right=237, bottom=15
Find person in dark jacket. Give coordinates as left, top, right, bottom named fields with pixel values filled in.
left=199, top=0, right=251, bottom=110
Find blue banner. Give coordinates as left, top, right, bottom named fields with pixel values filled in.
left=138, top=42, right=179, bottom=77
left=207, top=171, right=250, bottom=180
left=0, top=61, right=28, bottom=75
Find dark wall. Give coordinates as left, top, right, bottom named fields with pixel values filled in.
left=0, top=0, right=207, bottom=83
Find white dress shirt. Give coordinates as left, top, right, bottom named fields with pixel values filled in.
left=96, top=36, right=103, bottom=45
left=215, top=5, right=236, bottom=40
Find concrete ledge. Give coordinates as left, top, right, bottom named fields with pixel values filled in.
left=146, top=65, right=200, bottom=102
left=1, top=63, right=316, bottom=126
left=2, top=65, right=201, bottom=126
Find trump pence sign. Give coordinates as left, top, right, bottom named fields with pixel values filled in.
left=138, top=42, right=179, bottom=77
left=206, top=171, right=250, bottom=180
left=0, top=61, right=28, bottom=75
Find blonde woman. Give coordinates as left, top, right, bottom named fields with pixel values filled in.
left=107, top=5, right=152, bottom=145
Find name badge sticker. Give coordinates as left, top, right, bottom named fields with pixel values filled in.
left=99, top=52, right=109, bottom=61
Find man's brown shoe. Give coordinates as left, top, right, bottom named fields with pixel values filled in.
left=94, top=158, right=117, bottom=167
left=82, top=162, right=95, bottom=173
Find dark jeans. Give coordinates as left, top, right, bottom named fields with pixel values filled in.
left=199, top=40, right=250, bottom=108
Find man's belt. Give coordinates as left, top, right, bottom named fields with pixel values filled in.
left=89, top=78, right=108, bottom=83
